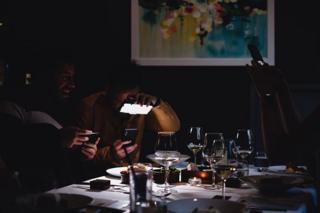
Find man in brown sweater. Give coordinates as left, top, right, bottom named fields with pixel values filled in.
left=76, top=70, right=180, bottom=173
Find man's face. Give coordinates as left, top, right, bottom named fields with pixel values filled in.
left=54, top=64, right=76, bottom=100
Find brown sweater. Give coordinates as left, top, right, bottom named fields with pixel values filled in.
left=76, top=91, right=180, bottom=169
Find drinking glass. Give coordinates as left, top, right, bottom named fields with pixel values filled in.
left=215, top=164, right=237, bottom=199
left=186, top=127, right=204, bottom=165
left=234, top=129, right=254, bottom=175
left=129, top=163, right=153, bottom=212
left=202, top=132, right=225, bottom=188
left=147, top=132, right=189, bottom=196
left=254, top=151, right=269, bottom=171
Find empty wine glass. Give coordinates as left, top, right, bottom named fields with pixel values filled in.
left=186, top=127, right=204, bottom=165
left=202, top=132, right=225, bottom=188
left=234, top=129, right=254, bottom=175
left=147, top=132, right=189, bottom=196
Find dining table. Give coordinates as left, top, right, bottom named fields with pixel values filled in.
left=47, top=165, right=318, bottom=213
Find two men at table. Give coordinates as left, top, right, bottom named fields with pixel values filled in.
left=76, top=69, right=180, bottom=175
left=1, top=58, right=180, bottom=189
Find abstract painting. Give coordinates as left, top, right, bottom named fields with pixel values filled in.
left=131, top=0, right=274, bottom=66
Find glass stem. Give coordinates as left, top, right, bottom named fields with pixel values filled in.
left=222, top=179, right=226, bottom=200
left=210, top=163, right=215, bottom=187
left=193, top=150, right=198, bottom=165
left=164, top=165, right=170, bottom=192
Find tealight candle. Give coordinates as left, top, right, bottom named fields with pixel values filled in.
left=188, top=177, right=202, bottom=186
left=197, top=171, right=209, bottom=179
left=196, top=170, right=213, bottom=184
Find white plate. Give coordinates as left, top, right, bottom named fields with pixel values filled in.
left=267, top=165, right=286, bottom=172
left=106, top=167, right=127, bottom=177
left=106, top=166, right=163, bottom=177
left=167, top=198, right=245, bottom=213
left=266, top=165, right=308, bottom=176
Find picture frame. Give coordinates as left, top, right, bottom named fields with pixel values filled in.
left=131, top=0, right=274, bottom=66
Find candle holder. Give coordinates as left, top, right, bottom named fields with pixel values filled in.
left=196, top=170, right=213, bottom=184
left=188, top=177, right=202, bottom=186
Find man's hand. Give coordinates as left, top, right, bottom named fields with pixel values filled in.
left=134, top=93, right=160, bottom=106
left=60, top=127, right=92, bottom=148
left=113, top=139, right=138, bottom=159
left=60, top=127, right=100, bottom=160
left=81, top=139, right=99, bottom=160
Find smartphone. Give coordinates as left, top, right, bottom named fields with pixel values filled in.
left=122, top=128, right=138, bottom=147
left=119, top=103, right=153, bottom=115
left=247, top=44, right=265, bottom=65
left=87, top=132, right=100, bottom=144
left=119, top=96, right=153, bottom=115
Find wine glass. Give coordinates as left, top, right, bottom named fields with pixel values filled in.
left=147, top=132, right=189, bottom=196
left=234, top=129, right=254, bottom=175
left=215, top=164, right=237, bottom=199
left=202, top=132, right=225, bottom=188
left=186, top=127, right=204, bottom=165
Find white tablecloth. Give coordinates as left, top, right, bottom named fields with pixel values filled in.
left=48, top=170, right=316, bottom=213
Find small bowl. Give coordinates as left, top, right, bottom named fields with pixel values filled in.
left=153, top=168, right=180, bottom=184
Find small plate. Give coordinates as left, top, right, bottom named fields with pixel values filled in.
left=266, top=165, right=309, bottom=176
left=106, top=166, right=161, bottom=177
left=240, top=175, right=311, bottom=194
left=268, top=165, right=286, bottom=172
left=167, top=198, right=245, bottom=213
left=106, top=167, right=127, bottom=177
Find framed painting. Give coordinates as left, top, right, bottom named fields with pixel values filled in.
left=131, top=0, right=274, bottom=66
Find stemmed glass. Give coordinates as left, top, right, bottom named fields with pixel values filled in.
left=202, top=132, right=225, bottom=188
left=147, top=132, right=189, bottom=196
left=186, top=127, right=204, bottom=165
left=215, top=164, right=237, bottom=199
left=234, top=129, right=254, bottom=175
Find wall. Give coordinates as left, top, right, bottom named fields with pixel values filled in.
left=101, top=0, right=320, bottom=141
left=1, top=0, right=319, bottom=146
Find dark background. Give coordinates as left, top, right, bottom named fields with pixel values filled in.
left=1, top=0, right=320, bottom=149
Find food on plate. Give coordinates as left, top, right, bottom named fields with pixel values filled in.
left=286, top=164, right=307, bottom=174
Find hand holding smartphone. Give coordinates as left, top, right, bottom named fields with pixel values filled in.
left=87, top=132, right=100, bottom=144
left=122, top=128, right=138, bottom=148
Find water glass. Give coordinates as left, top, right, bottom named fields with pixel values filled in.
left=254, top=151, right=269, bottom=169
left=129, top=163, right=153, bottom=212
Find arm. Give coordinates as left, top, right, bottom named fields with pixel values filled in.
left=146, top=100, right=181, bottom=132
left=95, top=140, right=137, bottom=167
left=247, top=62, right=301, bottom=163
left=76, top=99, right=94, bottom=130
left=271, top=74, right=301, bottom=135
left=132, top=93, right=180, bottom=132
left=259, top=93, right=294, bottom=163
